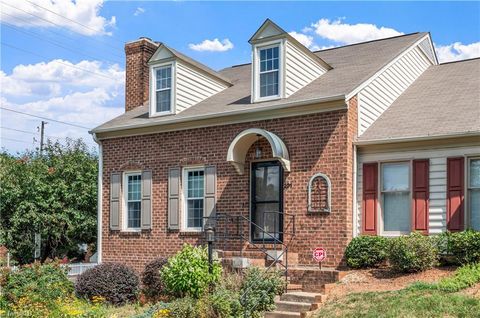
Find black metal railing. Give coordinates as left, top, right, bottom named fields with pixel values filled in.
left=200, top=211, right=296, bottom=317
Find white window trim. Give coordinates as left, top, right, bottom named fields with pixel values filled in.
left=467, top=157, right=480, bottom=230
left=252, top=40, right=284, bottom=103
left=122, top=171, right=142, bottom=232
left=182, top=166, right=206, bottom=232
left=149, top=61, right=176, bottom=117
left=379, top=161, right=412, bottom=237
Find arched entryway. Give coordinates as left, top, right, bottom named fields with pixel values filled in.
left=227, top=128, right=290, bottom=242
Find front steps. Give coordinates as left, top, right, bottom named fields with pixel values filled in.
left=264, top=292, right=327, bottom=318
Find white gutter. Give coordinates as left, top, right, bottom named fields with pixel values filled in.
left=91, top=94, right=346, bottom=135
left=92, top=133, right=103, bottom=264
left=352, top=144, right=358, bottom=238
left=355, top=131, right=480, bottom=146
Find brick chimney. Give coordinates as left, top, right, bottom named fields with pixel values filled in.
left=124, top=37, right=158, bottom=112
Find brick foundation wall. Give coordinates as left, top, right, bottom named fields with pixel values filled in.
left=101, top=102, right=357, bottom=272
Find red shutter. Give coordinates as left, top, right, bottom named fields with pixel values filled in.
left=412, top=160, right=429, bottom=234
left=362, top=163, right=378, bottom=235
left=447, top=157, right=465, bottom=231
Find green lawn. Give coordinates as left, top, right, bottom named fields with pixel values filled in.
left=315, top=288, right=480, bottom=318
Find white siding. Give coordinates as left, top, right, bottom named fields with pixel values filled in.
left=355, top=145, right=480, bottom=236
left=358, top=46, right=432, bottom=135
left=284, top=40, right=327, bottom=97
left=418, top=37, right=437, bottom=64
left=175, top=61, right=228, bottom=113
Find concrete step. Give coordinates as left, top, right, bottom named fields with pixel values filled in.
left=264, top=311, right=301, bottom=318
left=280, top=291, right=326, bottom=304
left=275, top=300, right=312, bottom=312
left=287, top=283, right=303, bottom=291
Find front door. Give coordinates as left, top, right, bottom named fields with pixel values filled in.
left=251, top=161, right=283, bottom=242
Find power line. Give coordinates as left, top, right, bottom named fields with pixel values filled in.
left=1, top=42, right=121, bottom=80
left=0, top=2, right=124, bottom=55
left=22, top=0, right=125, bottom=45
left=0, top=137, right=35, bottom=145
left=2, top=23, right=123, bottom=64
left=0, top=11, right=124, bottom=60
left=0, top=126, right=66, bottom=140
left=0, top=107, right=92, bottom=130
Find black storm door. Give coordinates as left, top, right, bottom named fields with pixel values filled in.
left=251, top=161, right=283, bottom=242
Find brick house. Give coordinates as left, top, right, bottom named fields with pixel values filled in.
left=91, top=20, right=480, bottom=282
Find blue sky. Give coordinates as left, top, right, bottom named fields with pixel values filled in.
left=1, top=1, right=479, bottom=153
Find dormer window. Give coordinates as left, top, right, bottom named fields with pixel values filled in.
left=152, top=63, right=174, bottom=115
left=259, top=45, right=280, bottom=98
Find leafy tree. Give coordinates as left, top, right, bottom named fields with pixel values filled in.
left=0, top=139, right=98, bottom=264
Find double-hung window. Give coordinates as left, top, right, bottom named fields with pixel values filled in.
left=184, top=168, right=205, bottom=231
left=381, top=162, right=411, bottom=234
left=468, top=158, right=480, bottom=230
left=124, top=172, right=142, bottom=230
left=155, top=65, right=172, bottom=113
left=259, top=45, right=280, bottom=98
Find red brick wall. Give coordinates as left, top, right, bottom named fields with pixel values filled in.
left=124, top=38, right=158, bottom=112
left=101, top=100, right=357, bottom=272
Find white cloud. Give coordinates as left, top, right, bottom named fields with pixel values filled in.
left=189, top=38, right=234, bottom=52
left=0, top=0, right=116, bottom=36
left=289, top=31, right=314, bottom=49
left=435, top=42, right=480, bottom=63
left=312, top=18, right=403, bottom=44
left=0, top=59, right=124, bottom=152
left=134, top=7, right=145, bottom=16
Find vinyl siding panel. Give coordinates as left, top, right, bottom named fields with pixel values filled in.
left=358, top=46, right=432, bottom=135
left=356, top=146, right=480, bottom=236
left=175, top=61, right=228, bottom=113
left=284, top=41, right=327, bottom=97
left=418, top=37, right=437, bottom=64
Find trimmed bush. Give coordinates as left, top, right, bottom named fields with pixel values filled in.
left=160, top=244, right=222, bottom=298
left=75, top=262, right=139, bottom=305
left=345, top=236, right=389, bottom=268
left=389, top=233, right=438, bottom=273
left=240, top=267, right=286, bottom=318
left=446, top=230, right=480, bottom=265
left=141, top=257, right=168, bottom=299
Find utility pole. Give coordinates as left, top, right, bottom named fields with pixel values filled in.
left=39, top=120, right=47, bottom=153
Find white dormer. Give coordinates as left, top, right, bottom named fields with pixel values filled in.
left=148, top=44, right=232, bottom=117
left=249, top=19, right=332, bottom=103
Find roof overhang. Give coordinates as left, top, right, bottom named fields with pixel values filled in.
left=227, top=128, right=290, bottom=175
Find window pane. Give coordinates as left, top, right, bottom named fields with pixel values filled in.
left=470, top=189, right=480, bottom=231
left=259, top=71, right=279, bottom=97
left=253, top=203, right=280, bottom=240
left=383, top=192, right=410, bottom=232
left=187, top=199, right=203, bottom=228
left=156, top=90, right=171, bottom=112
left=156, top=67, right=171, bottom=89
left=128, top=175, right=141, bottom=201
left=187, top=170, right=204, bottom=198
left=382, top=163, right=409, bottom=191
left=255, top=165, right=280, bottom=201
left=470, top=159, right=480, bottom=188
left=128, top=201, right=141, bottom=228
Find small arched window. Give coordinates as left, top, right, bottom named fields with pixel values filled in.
left=308, top=173, right=331, bottom=213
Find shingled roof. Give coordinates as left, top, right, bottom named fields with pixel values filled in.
left=358, top=58, right=480, bottom=143
left=92, top=32, right=427, bottom=133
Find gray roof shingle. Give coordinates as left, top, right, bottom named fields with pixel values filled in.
left=358, top=58, right=480, bottom=143
left=92, top=33, right=427, bottom=133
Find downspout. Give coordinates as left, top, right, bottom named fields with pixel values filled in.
left=352, top=144, right=358, bottom=238
left=92, top=133, right=103, bottom=264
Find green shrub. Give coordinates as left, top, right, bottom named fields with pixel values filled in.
left=446, top=230, right=480, bottom=265
left=197, top=286, right=242, bottom=318
left=388, top=233, right=438, bottom=273
left=239, top=267, right=286, bottom=318
left=0, top=262, right=73, bottom=317
left=168, top=296, right=198, bottom=318
left=75, top=262, right=139, bottom=305
left=141, top=257, right=168, bottom=300
left=160, top=244, right=222, bottom=298
left=345, top=236, right=389, bottom=268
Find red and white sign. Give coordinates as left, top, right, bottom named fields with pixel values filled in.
left=313, top=248, right=326, bottom=262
